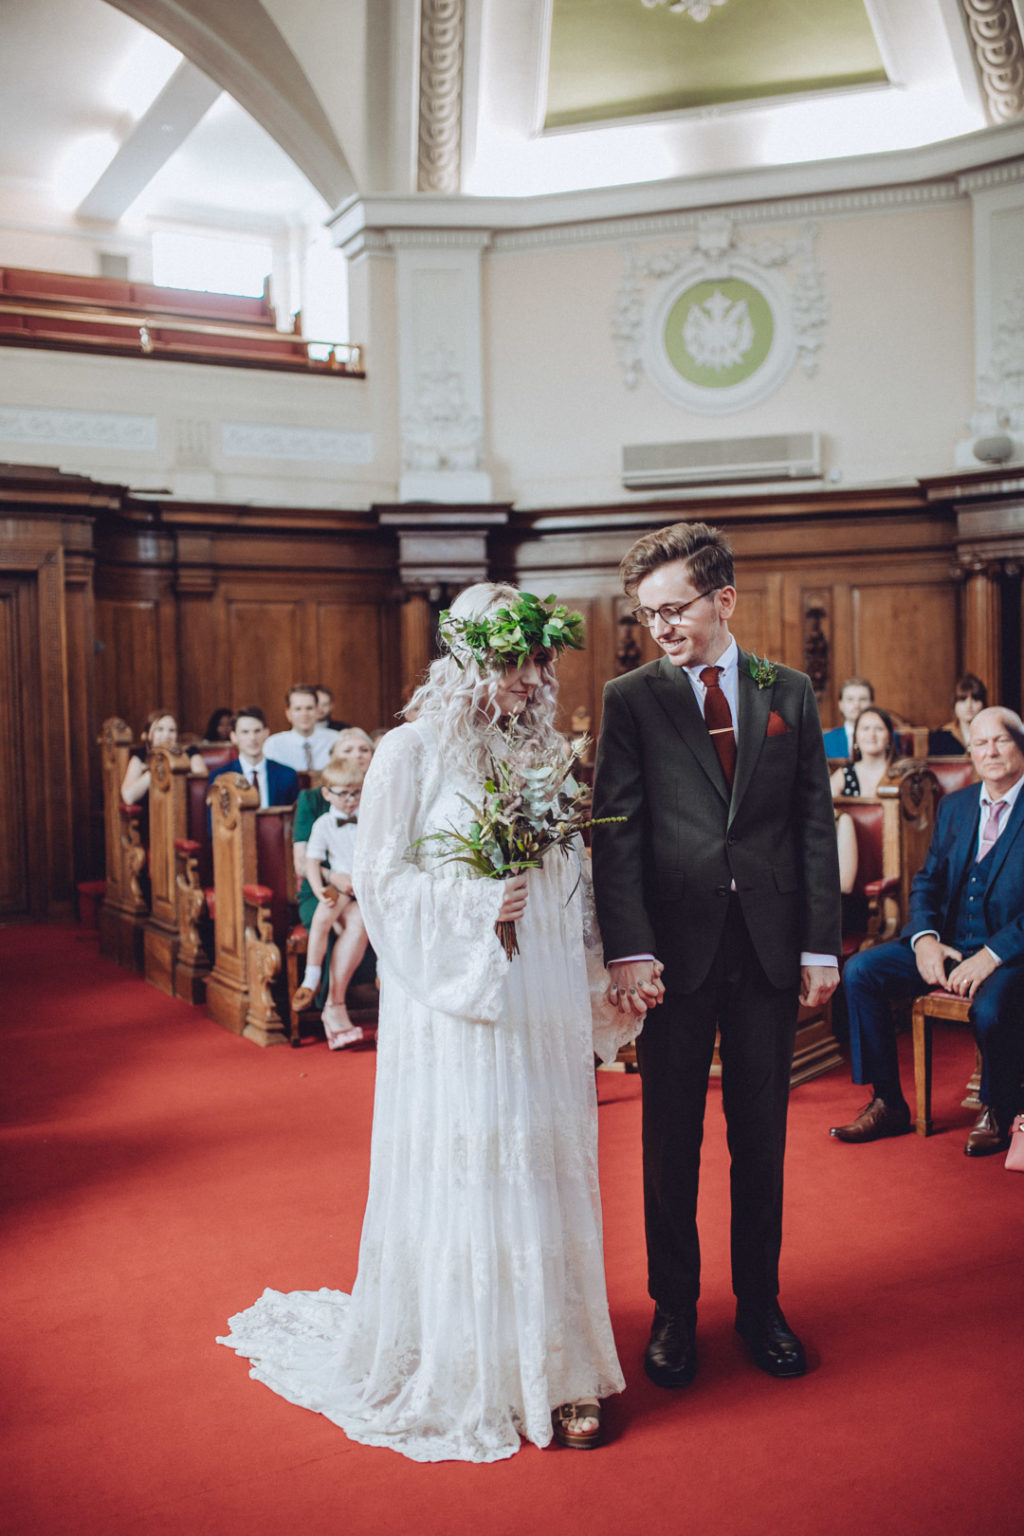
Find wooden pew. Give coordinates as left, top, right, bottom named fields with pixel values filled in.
left=143, top=745, right=191, bottom=995
left=835, top=763, right=943, bottom=954
left=172, top=772, right=216, bottom=1003
left=204, top=774, right=296, bottom=1046
left=97, top=717, right=148, bottom=969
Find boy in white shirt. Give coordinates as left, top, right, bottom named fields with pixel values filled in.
left=291, top=760, right=369, bottom=1049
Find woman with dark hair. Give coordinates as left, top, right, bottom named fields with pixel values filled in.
left=203, top=707, right=234, bottom=743
left=928, top=673, right=988, bottom=755
left=120, top=710, right=207, bottom=805
left=830, top=707, right=897, bottom=799
left=220, top=584, right=628, bottom=1461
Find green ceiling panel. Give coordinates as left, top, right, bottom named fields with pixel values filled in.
left=545, top=0, right=888, bottom=128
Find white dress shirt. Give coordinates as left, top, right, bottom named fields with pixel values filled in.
left=264, top=728, right=338, bottom=773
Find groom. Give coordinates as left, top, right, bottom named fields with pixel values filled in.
left=592, top=521, right=840, bottom=1385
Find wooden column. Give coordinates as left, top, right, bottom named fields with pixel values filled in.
left=144, top=746, right=190, bottom=996
left=400, top=591, right=435, bottom=705
left=963, top=563, right=1001, bottom=698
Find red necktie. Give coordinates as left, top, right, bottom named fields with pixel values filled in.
left=699, top=666, right=736, bottom=787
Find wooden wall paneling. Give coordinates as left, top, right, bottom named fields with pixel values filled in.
left=312, top=599, right=391, bottom=734
left=63, top=552, right=100, bottom=880
left=176, top=589, right=223, bottom=739
left=226, top=599, right=303, bottom=732
left=851, top=577, right=958, bottom=729
left=0, top=575, right=40, bottom=916
left=729, top=567, right=784, bottom=667
left=94, top=598, right=162, bottom=739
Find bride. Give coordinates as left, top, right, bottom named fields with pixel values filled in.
left=219, top=583, right=630, bottom=1462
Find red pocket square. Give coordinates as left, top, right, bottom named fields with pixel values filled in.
left=766, top=711, right=790, bottom=738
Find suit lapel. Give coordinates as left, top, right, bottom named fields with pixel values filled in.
left=646, top=656, right=729, bottom=802
left=731, top=649, right=770, bottom=821
left=982, top=785, right=1024, bottom=884
left=947, top=788, right=982, bottom=888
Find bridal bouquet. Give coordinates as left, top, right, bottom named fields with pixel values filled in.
left=413, top=730, right=624, bottom=960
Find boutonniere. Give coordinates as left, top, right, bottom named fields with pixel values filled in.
left=748, top=653, right=779, bottom=689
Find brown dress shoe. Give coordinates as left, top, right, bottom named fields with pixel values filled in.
left=830, top=1097, right=911, bottom=1142
left=964, top=1106, right=1012, bottom=1157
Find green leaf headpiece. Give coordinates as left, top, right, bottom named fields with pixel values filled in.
left=439, top=592, right=585, bottom=671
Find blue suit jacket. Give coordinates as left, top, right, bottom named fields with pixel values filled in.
left=209, top=757, right=299, bottom=808
left=822, top=724, right=851, bottom=757
left=903, top=781, right=1024, bottom=964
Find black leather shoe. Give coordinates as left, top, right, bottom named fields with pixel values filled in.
left=830, top=1097, right=911, bottom=1142
left=644, top=1305, right=698, bottom=1389
left=964, top=1106, right=1012, bottom=1157
left=735, top=1301, right=806, bottom=1378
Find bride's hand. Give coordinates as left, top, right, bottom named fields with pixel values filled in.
left=497, top=872, right=528, bottom=922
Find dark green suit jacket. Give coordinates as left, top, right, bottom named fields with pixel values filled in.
left=591, top=647, right=841, bottom=994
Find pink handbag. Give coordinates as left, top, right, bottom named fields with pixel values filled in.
left=1005, top=1114, right=1024, bottom=1172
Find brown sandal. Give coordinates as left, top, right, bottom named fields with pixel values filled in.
left=551, top=1400, right=603, bottom=1450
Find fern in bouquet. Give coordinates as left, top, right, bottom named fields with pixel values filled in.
left=411, top=726, right=624, bottom=960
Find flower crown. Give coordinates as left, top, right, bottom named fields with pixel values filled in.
left=439, top=592, right=585, bottom=671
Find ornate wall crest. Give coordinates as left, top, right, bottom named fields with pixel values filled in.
left=612, top=216, right=828, bottom=413
left=402, top=342, right=483, bottom=472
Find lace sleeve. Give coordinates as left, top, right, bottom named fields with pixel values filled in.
left=352, top=725, right=508, bottom=1024
left=577, top=844, right=643, bottom=1065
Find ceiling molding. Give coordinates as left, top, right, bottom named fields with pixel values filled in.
left=102, top=0, right=356, bottom=205
left=958, top=0, right=1024, bottom=123
left=417, top=0, right=465, bottom=194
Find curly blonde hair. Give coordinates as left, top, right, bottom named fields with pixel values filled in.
left=403, top=583, right=568, bottom=783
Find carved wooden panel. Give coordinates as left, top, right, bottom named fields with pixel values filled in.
left=851, top=581, right=957, bottom=729
left=0, top=579, right=37, bottom=915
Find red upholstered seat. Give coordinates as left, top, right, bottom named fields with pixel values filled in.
left=186, top=776, right=214, bottom=886
left=255, top=811, right=294, bottom=941
left=926, top=757, right=977, bottom=798
left=196, top=744, right=234, bottom=771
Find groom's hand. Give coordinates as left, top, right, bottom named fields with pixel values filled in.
left=607, top=959, right=665, bottom=1016
left=799, top=964, right=839, bottom=1008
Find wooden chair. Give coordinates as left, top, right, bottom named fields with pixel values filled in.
left=204, top=774, right=298, bottom=1046
left=912, top=991, right=982, bottom=1137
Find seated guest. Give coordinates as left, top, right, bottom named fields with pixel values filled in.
left=265, top=684, right=338, bottom=772
left=830, top=707, right=897, bottom=799
left=121, top=710, right=207, bottom=805
left=203, top=707, right=234, bottom=743
left=831, top=707, right=1024, bottom=1156
left=314, top=684, right=349, bottom=733
left=823, top=677, right=874, bottom=758
left=330, top=725, right=374, bottom=772
left=290, top=760, right=370, bottom=1049
left=209, top=707, right=299, bottom=808
left=929, top=673, right=988, bottom=756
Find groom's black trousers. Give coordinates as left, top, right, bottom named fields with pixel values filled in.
left=635, top=893, right=798, bottom=1314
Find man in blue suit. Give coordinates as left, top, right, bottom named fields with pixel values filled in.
left=822, top=677, right=874, bottom=757
left=832, top=706, right=1024, bottom=1156
left=209, top=707, right=300, bottom=809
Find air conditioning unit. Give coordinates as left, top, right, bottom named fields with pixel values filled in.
left=622, top=432, right=822, bottom=490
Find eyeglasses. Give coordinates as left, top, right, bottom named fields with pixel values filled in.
left=631, top=588, right=721, bottom=629
left=324, top=787, right=360, bottom=800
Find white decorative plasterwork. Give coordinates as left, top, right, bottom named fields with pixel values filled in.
left=0, top=405, right=157, bottom=452
left=612, top=215, right=828, bottom=411
left=417, top=0, right=464, bottom=194
left=641, top=0, right=728, bottom=18
left=221, top=422, right=374, bottom=464
left=959, top=0, right=1024, bottom=124
left=976, top=281, right=1024, bottom=424
left=401, top=342, right=482, bottom=471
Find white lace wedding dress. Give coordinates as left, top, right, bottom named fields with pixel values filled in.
left=218, top=718, right=631, bottom=1462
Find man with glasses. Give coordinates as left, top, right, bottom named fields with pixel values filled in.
left=592, top=520, right=840, bottom=1389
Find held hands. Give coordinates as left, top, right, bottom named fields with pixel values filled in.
left=606, top=959, right=665, bottom=1017
left=914, top=934, right=997, bottom=998
left=497, top=872, right=529, bottom=923
left=799, top=965, right=840, bottom=1009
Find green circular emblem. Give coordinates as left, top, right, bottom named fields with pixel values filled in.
left=664, top=278, right=774, bottom=389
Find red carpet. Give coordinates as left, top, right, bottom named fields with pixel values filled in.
left=2, top=924, right=1020, bottom=1536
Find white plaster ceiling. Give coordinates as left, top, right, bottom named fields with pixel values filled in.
left=0, top=0, right=1015, bottom=258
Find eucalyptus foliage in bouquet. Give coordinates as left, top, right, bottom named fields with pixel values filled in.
left=412, top=728, right=624, bottom=960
